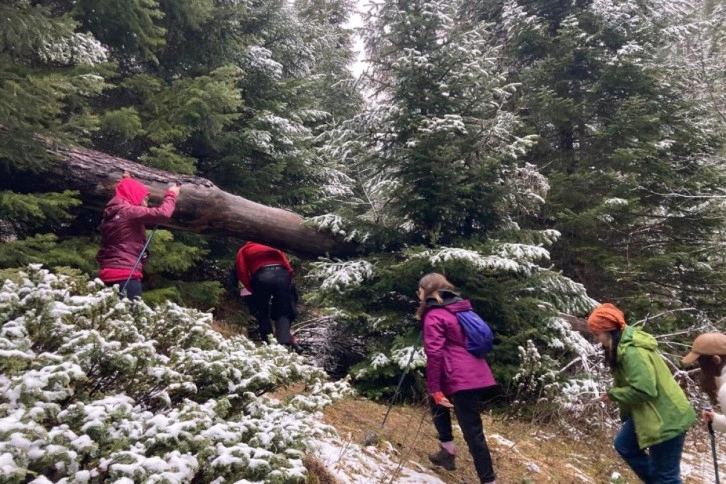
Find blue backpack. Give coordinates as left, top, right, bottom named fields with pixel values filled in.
left=449, top=309, right=494, bottom=357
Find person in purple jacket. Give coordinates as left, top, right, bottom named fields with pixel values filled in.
left=96, top=173, right=180, bottom=299
left=416, top=272, right=497, bottom=484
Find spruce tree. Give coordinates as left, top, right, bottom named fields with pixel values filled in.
left=0, top=0, right=107, bottom=267
left=664, top=0, right=726, bottom=127
left=312, top=0, right=595, bottom=396
left=1, top=0, right=350, bottom=308
left=296, top=0, right=363, bottom=124
left=497, top=0, right=726, bottom=324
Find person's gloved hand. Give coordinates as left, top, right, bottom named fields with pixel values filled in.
left=432, top=392, right=453, bottom=408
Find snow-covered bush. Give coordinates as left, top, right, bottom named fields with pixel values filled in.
left=0, top=265, right=353, bottom=483
left=508, top=317, right=618, bottom=436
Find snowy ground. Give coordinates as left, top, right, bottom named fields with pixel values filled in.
left=681, top=433, right=725, bottom=483
left=312, top=436, right=445, bottom=483
left=312, top=429, right=725, bottom=483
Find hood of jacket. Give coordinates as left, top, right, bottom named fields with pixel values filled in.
left=102, top=179, right=149, bottom=220
left=424, top=290, right=472, bottom=313
left=115, top=178, right=149, bottom=206
left=619, top=326, right=658, bottom=352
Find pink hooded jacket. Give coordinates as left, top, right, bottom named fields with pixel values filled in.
left=423, top=297, right=496, bottom=395
left=96, top=178, right=178, bottom=282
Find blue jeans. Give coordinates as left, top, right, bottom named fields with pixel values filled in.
left=614, top=418, right=686, bottom=483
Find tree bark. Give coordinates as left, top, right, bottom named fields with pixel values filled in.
left=40, top=143, right=355, bottom=258
left=558, top=313, right=590, bottom=334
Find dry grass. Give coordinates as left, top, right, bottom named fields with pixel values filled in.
left=209, top=319, right=245, bottom=339
left=304, top=454, right=342, bottom=484
left=204, top=322, right=717, bottom=483
left=320, top=397, right=648, bottom=483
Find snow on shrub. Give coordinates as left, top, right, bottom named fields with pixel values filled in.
left=0, top=265, right=353, bottom=483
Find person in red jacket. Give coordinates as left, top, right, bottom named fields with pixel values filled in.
left=231, top=241, right=298, bottom=350
left=96, top=174, right=180, bottom=299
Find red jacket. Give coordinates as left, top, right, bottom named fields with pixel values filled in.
left=96, top=178, right=178, bottom=282
left=423, top=298, right=496, bottom=395
left=235, top=242, right=294, bottom=289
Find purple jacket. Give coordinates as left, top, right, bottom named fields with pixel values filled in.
left=423, top=298, right=496, bottom=395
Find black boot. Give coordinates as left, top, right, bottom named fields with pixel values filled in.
left=289, top=335, right=303, bottom=354
left=428, top=448, right=456, bottom=470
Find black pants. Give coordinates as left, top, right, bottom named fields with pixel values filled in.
left=431, top=388, right=496, bottom=483
left=250, top=265, right=294, bottom=345
left=108, top=279, right=142, bottom=300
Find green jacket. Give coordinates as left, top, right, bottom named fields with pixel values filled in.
left=608, top=326, right=696, bottom=449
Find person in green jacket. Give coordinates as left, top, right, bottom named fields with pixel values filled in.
left=587, top=303, right=696, bottom=483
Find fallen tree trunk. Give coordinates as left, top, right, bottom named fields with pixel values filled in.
left=558, top=313, right=590, bottom=334
left=39, top=143, right=356, bottom=257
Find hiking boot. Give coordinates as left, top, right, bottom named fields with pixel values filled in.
left=289, top=335, right=303, bottom=354
left=428, top=448, right=456, bottom=471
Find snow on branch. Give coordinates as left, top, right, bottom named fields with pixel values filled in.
left=246, top=46, right=284, bottom=79
left=39, top=32, right=109, bottom=65
left=307, top=259, right=375, bottom=292
left=411, top=246, right=540, bottom=275
left=531, top=270, right=600, bottom=315
left=306, top=214, right=370, bottom=242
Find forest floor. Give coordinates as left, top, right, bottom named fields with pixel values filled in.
left=210, top=321, right=723, bottom=483
left=315, top=396, right=723, bottom=483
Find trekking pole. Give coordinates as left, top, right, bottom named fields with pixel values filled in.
left=705, top=406, right=721, bottom=484
left=381, top=344, right=419, bottom=430
left=120, top=225, right=158, bottom=297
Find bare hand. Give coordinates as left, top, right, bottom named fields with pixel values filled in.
left=702, top=409, right=715, bottom=425
left=167, top=183, right=181, bottom=196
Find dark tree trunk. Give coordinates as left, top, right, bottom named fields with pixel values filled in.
left=39, top=143, right=355, bottom=258
left=558, top=312, right=590, bottom=334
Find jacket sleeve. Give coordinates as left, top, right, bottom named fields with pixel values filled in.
left=713, top=413, right=726, bottom=433
left=237, top=249, right=252, bottom=290
left=715, top=381, right=726, bottom=432
left=423, top=311, right=447, bottom=395
left=123, top=190, right=178, bottom=224
left=607, top=347, right=658, bottom=406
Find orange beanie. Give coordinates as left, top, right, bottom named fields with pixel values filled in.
left=587, top=303, right=626, bottom=333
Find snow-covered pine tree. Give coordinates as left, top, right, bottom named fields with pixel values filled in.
left=0, top=0, right=108, bottom=270
left=296, top=0, right=364, bottom=126
left=662, top=0, right=725, bottom=126
left=496, top=0, right=726, bottom=327
left=2, top=0, right=359, bottom=309
left=310, top=0, right=599, bottom=400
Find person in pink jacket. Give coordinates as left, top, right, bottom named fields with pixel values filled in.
left=96, top=174, right=180, bottom=299
left=417, top=272, right=497, bottom=484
